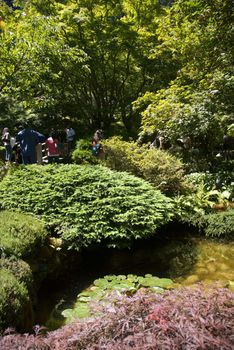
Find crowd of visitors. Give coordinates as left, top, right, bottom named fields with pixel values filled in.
left=1, top=124, right=104, bottom=165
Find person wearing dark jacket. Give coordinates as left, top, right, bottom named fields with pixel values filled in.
left=16, top=124, right=45, bottom=164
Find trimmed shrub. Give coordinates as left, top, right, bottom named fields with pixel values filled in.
left=0, top=164, right=174, bottom=250
left=0, top=211, right=48, bottom=258
left=0, top=284, right=233, bottom=349
left=0, top=269, right=29, bottom=331
left=0, top=257, right=33, bottom=289
left=103, top=137, right=185, bottom=195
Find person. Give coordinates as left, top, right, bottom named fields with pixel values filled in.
left=45, top=132, right=59, bottom=163
left=65, top=126, right=76, bottom=152
left=1, top=127, right=12, bottom=161
left=92, top=129, right=104, bottom=157
left=16, top=123, right=45, bottom=165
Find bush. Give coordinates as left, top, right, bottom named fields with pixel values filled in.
left=0, top=211, right=48, bottom=258
left=103, top=137, right=185, bottom=195
left=0, top=284, right=233, bottom=349
left=72, top=139, right=99, bottom=164
left=0, top=257, right=33, bottom=289
left=0, top=269, right=29, bottom=331
left=0, top=164, right=174, bottom=250
left=72, top=149, right=99, bottom=165
left=204, top=210, right=234, bottom=238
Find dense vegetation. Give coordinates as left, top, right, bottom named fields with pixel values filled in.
left=0, top=211, right=48, bottom=258
left=0, top=0, right=233, bottom=346
left=0, top=0, right=233, bottom=155
left=0, top=164, right=174, bottom=250
left=0, top=284, right=233, bottom=349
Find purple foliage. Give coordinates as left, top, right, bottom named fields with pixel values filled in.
left=0, top=284, right=233, bottom=350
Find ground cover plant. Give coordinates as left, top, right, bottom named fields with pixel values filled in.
left=0, top=211, right=48, bottom=258
left=0, top=284, right=233, bottom=349
left=0, top=164, right=174, bottom=250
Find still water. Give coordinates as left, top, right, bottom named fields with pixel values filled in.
left=35, top=231, right=234, bottom=330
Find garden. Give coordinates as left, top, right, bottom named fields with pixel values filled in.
left=0, top=0, right=234, bottom=349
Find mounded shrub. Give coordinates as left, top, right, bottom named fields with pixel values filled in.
left=103, top=137, right=185, bottom=195
left=0, top=269, right=29, bottom=331
left=0, top=211, right=48, bottom=258
left=0, top=257, right=33, bottom=289
left=0, top=164, right=174, bottom=250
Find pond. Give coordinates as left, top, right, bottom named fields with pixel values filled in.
left=34, top=229, right=234, bottom=330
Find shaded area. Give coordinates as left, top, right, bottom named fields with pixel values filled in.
left=34, top=228, right=234, bottom=330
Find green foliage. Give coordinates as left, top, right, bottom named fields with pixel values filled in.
left=186, top=171, right=234, bottom=200
left=61, top=274, right=173, bottom=323
left=72, top=139, right=99, bottom=164
left=203, top=210, right=234, bottom=238
left=0, top=268, right=29, bottom=331
left=0, top=164, right=174, bottom=250
left=174, top=183, right=221, bottom=220
left=0, top=211, right=48, bottom=258
left=0, top=257, right=33, bottom=289
left=72, top=149, right=99, bottom=164
left=103, top=137, right=186, bottom=195
left=136, top=0, right=234, bottom=162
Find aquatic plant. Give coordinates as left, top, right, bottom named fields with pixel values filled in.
left=61, top=274, right=173, bottom=323
left=0, top=284, right=233, bottom=349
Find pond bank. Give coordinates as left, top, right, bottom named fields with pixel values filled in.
left=34, top=228, right=234, bottom=330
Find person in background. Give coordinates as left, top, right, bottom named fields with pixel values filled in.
left=45, top=131, right=59, bottom=163
left=92, top=129, right=104, bottom=157
left=65, top=126, right=76, bottom=153
left=1, top=127, right=12, bottom=161
left=16, top=123, right=45, bottom=165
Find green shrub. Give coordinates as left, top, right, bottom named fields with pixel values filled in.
left=0, top=268, right=29, bottom=331
left=72, top=139, right=99, bottom=164
left=72, top=149, right=99, bottom=164
left=204, top=210, right=234, bottom=238
left=0, top=164, right=174, bottom=250
left=0, top=211, right=48, bottom=258
left=186, top=171, right=234, bottom=200
left=75, top=139, right=92, bottom=150
left=0, top=257, right=33, bottom=289
left=103, top=137, right=185, bottom=195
